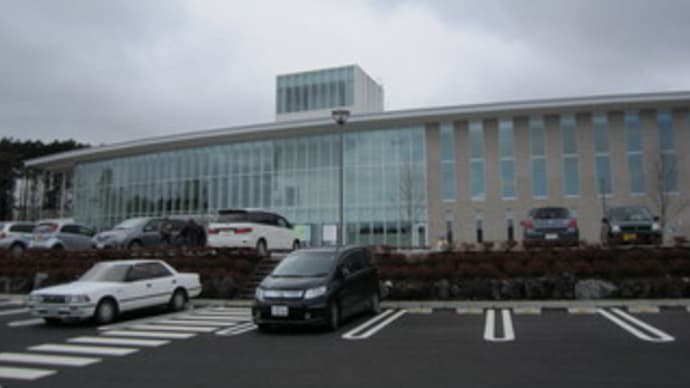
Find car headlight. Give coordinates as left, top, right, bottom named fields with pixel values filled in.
left=67, top=295, right=91, bottom=304
left=611, top=225, right=621, bottom=233
left=652, top=223, right=661, bottom=231
left=255, top=288, right=265, bottom=301
left=304, top=285, right=327, bottom=299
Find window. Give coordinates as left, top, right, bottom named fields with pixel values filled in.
left=61, top=224, right=80, bottom=234
left=10, top=224, right=34, bottom=233
left=530, top=116, right=547, bottom=198
left=469, top=120, right=485, bottom=200
left=561, top=114, right=579, bottom=196
left=657, top=111, right=678, bottom=192
left=440, top=123, right=456, bottom=201
left=625, top=112, right=645, bottom=194
left=499, top=118, right=516, bottom=198
left=593, top=113, right=612, bottom=195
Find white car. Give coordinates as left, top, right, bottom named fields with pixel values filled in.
left=207, top=209, right=300, bottom=257
left=26, top=259, right=202, bottom=324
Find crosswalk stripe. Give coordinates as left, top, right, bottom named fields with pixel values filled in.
left=173, top=315, right=248, bottom=322
left=0, top=308, right=29, bottom=317
left=209, top=307, right=250, bottom=312
left=155, top=319, right=239, bottom=326
left=8, top=318, right=44, bottom=327
left=0, top=301, right=23, bottom=308
left=127, top=324, right=218, bottom=332
left=189, top=311, right=250, bottom=317
left=102, top=330, right=196, bottom=339
left=0, top=365, right=56, bottom=380
left=0, top=352, right=100, bottom=367
left=29, top=344, right=138, bottom=356
left=215, top=323, right=257, bottom=336
left=68, top=337, right=169, bottom=347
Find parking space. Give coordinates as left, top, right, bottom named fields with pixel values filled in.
left=0, top=304, right=689, bottom=387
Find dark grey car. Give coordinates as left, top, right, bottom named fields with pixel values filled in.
left=601, top=206, right=662, bottom=245
left=522, top=207, right=579, bottom=246
left=92, top=218, right=185, bottom=249
left=252, top=246, right=380, bottom=331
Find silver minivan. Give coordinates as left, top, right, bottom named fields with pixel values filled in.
left=29, top=220, right=95, bottom=251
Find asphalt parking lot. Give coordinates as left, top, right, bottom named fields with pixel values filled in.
left=1, top=298, right=689, bottom=388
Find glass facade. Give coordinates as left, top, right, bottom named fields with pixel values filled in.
left=276, top=66, right=354, bottom=114
left=593, top=112, right=612, bottom=195
left=440, top=123, right=456, bottom=201
left=499, top=118, right=516, bottom=199
left=657, top=111, right=678, bottom=192
left=530, top=116, right=547, bottom=198
left=561, top=114, right=580, bottom=196
left=625, top=111, right=645, bottom=194
left=73, top=127, right=427, bottom=247
left=469, top=119, right=485, bottom=200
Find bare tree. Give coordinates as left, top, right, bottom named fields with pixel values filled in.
left=396, top=161, right=426, bottom=247
left=648, top=154, right=690, bottom=233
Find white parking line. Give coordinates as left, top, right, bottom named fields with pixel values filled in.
left=0, top=366, right=56, bottom=380
left=154, top=319, right=239, bottom=326
left=0, top=353, right=100, bottom=367
left=483, top=309, right=515, bottom=342
left=342, top=309, right=407, bottom=340
left=7, top=318, right=44, bottom=327
left=173, top=315, right=248, bottom=322
left=29, top=344, right=139, bottom=357
left=126, top=324, right=218, bottom=333
left=597, top=308, right=674, bottom=343
left=68, top=336, right=169, bottom=347
left=0, top=308, right=29, bottom=317
left=215, top=323, right=258, bottom=336
left=102, top=330, right=196, bottom=339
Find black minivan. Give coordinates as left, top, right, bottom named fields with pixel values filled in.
left=252, top=246, right=380, bottom=331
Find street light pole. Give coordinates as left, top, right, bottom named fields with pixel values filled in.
left=332, top=109, right=350, bottom=248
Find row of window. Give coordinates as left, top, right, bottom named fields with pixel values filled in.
left=440, top=111, right=681, bottom=201
left=276, top=67, right=355, bottom=114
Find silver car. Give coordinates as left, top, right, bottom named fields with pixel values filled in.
left=0, top=222, right=36, bottom=255
left=92, top=217, right=186, bottom=249
left=29, top=221, right=95, bottom=251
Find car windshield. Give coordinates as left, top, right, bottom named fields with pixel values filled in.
left=114, top=218, right=148, bottom=230
left=610, top=206, right=653, bottom=222
left=532, top=208, right=569, bottom=219
left=35, top=223, right=58, bottom=233
left=217, top=211, right=249, bottom=223
left=79, top=263, right=131, bottom=282
left=271, top=251, right=336, bottom=277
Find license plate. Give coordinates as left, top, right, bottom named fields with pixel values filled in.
left=271, top=305, right=288, bottom=317
left=623, top=233, right=637, bottom=241
left=545, top=233, right=558, bottom=240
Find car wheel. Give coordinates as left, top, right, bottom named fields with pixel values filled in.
left=43, top=318, right=61, bottom=325
left=128, top=240, right=143, bottom=250
left=292, top=240, right=300, bottom=251
left=370, top=292, right=381, bottom=314
left=169, top=289, right=188, bottom=312
left=9, top=243, right=25, bottom=256
left=256, top=239, right=268, bottom=258
left=326, top=301, right=340, bottom=331
left=53, top=244, right=64, bottom=251
left=94, top=299, right=118, bottom=324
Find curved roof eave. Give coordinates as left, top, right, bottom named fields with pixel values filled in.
left=24, top=90, right=690, bottom=171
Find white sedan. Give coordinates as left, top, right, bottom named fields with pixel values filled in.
left=26, top=259, right=202, bottom=324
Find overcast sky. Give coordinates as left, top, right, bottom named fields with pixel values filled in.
left=2, top=0, right=690, bottom=145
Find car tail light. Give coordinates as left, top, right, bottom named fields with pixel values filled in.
left=234, top=228, right=253, bottom=234
left=523, top=220, right=534, bottom=230
left=207, top=229, right=219, bottom=235
left=568, top=219, right=578, bottom=229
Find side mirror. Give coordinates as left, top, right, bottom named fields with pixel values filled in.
left=601, top=218, right=609, bottom=224
left=338, top=266, right=350, bottom=279
left=653, top=216, right=660, bottom=222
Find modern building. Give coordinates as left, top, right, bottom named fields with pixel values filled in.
left=25, top=65, right=690, bottom=247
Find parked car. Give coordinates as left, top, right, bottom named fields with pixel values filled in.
left=28, top=220, right=95, bottom=251
left=0, top=221, right=35, bottom=255
left=252, top=246, right=380, bottom=331
left=26, top=259, right=202, bottom=324
left=601, top=205, right=662, bottom=245
left=207, top=209, right=300, bottom=256
left=92, top=217, right=187, bottom=249
left=521, top=207, right=579, bottom=246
